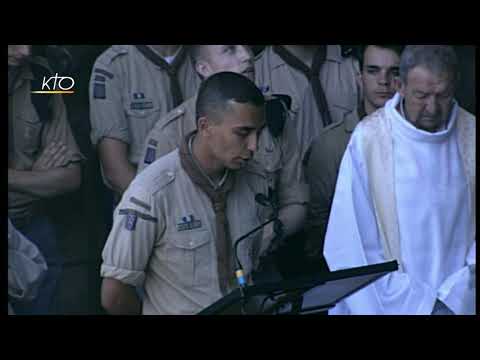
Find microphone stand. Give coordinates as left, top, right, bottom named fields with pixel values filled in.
left=232, top=191, right=284, bottom=314
left=234, top=217, right=277, bottom=297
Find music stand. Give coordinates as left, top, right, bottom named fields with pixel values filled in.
left=198, top=260, right=398, bottom=315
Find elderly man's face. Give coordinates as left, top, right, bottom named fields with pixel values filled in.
left=399, top=66, right=455, bottom=133
left=361, top=46, right=400, bottom=111
left=196, top=45, right=255, bottom=81
left=8, top=45, right=31, bottom=66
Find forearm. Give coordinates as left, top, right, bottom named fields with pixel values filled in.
left=278, top=204, right=307, bottom=238
left=103, top=162, right=137, bottom=195
left=98, top=138, right=137, bottom=195
left=101, top=278, right=142, bottom=315
left=304, top=200, right=331, bottom=260
left=8, top=164, right=81, bottom=198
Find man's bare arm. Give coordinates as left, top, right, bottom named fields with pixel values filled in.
left=98, top=138, right=137, bottom=195
left=278, top=204, right=306, bottom=237
left=8, top=163, right=81, bottom=198
left=101, top=277, right=141, bottom=315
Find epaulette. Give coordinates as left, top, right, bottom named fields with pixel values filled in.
left=159, top=105, right=186, bottom=130
left=149, top=169, right=176, bottom=195
left=136, top=150, right=179, bottom=194
left=96, top=45, right=129, bottom=65
left=341, top=45, right=360, bottom=59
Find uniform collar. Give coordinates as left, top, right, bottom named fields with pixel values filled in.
left=135, top=45, right=186, bottom=73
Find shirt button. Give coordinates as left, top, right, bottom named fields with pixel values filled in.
left=167, top=171, right=174, bottom=177
left=189, top=241, right=194, bottom=246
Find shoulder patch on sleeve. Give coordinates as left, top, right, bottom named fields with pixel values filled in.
left=93, top=83, right=106, bottom=99
left=129, top=196, right=151, bottom=211
left=143, top=147, right=157, bottom=165
left=94, top=68, right=114, bottom=79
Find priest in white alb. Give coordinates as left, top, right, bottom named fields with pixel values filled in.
left=324, top=45, right=475, bottom=315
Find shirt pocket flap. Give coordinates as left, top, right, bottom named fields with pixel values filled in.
left=171, top=230, right=211, bottom=250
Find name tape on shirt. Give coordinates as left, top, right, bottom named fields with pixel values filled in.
left=177, top=215, right=202, bottom=232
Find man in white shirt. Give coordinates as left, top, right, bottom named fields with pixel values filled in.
left=324, top=45, right=475, bottom=315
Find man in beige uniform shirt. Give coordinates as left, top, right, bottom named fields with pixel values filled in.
left=255, top=45, right=362, bottom=159
left=138, top=45, right=309, bottom=278
left=101, top=72, right=267, bottom=315
left=8, top=45, right=84, bottom=314
left=89, top=45, right=201, bottom=196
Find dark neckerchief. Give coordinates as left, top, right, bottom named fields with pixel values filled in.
left=358, top=100, right=367, bottom=120
left=135, top=45, right=186, bottom=108
left=273, top=45, right=333, bottom=127
left=179, top=132, right=236, bottom=295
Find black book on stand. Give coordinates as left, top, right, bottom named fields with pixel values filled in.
left=198, top=260, right=398, bottom=315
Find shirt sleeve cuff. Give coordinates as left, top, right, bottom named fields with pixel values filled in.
left=91, top=133, right=131, bottom=147
left=279, top=183, right=310, bottom=207
left=100, top=264, right=145, bottom=287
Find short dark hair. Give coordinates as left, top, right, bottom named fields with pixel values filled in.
left=196, top=71, right=265, bottom=124
left=399, top=45, right=458, bottom=84
left=359, top=45, right=405, bottom=70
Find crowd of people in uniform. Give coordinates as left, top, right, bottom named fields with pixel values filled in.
left=8, top=45, right=476, bottom=315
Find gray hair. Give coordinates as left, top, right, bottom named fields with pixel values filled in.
left=399, top=45, right=459, bottom=84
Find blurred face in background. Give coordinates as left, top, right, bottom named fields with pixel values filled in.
left=8, top=45, right=32, bottom=66
left=195, top=45, right=255, bottom=81
left=361, top=45, right=400, bottom=114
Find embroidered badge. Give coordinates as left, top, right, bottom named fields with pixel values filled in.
left=144, top=147, right=156, bottom=164
left=259, top=85, right=270, bottom=94
left=176, top=215, right=202, bottom=232
left=119, top=209, right=158, bottom=229
left=125, top=213, right=138, bottom=231
left=93, top=83, right=106, bottom=99
left=133, top=92, right=145, bottom=100
left=130, top=101, right=154, bottom=110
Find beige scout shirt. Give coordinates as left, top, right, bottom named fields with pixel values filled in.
left=255, top=45, right=361, bottom=158
left=137, top=96, right=309, bottom=218
left=89, top=45, right=201, bottom=167
left=304, top=114, right=359, bottom=261
left=8, top=58, right=84, bottom=221
left=101, top=150, right=265, bottom=315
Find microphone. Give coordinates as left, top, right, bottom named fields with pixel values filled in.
left=233, top=217, right=277, bottom=293
left=233, top=192, right=283, bottom=292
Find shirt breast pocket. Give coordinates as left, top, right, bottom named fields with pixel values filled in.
left=167, top=229, right=213, bottom=289
left=330, top=102, right=357, bottom=125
